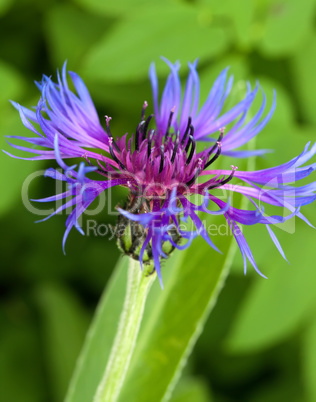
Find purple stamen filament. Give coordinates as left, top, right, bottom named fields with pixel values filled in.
left=94, top=110, right=235, bottom=194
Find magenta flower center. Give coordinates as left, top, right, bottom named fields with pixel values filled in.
left=98, top=107, right=236, bottom=198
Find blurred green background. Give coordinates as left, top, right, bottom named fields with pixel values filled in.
left=1, top=0, right=316, bottom=401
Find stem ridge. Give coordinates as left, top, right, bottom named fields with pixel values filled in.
left=94, top=258, right=156, bottom=402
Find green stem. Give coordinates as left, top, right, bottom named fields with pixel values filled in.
left=93, top=258, right=156, bottom=402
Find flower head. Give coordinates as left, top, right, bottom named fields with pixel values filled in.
left=6, top=60, right=316, bottom=287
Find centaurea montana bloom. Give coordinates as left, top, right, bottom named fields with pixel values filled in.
left=5, top=60, right=316, bottom=286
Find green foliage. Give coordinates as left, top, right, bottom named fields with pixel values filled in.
left=35, top=283, right=90, bottom=402
left=0, top=61, right=25, bottom=106
left=1, top=0, right=316, bottom=401
left=0, top=305, right=45, bottom=402
left=65, top=257, right=129, bottom=402
left=0, top=106, right=42, bottom=215
left=72, top=0, right=167, bottom=17
left=170, top=376, right=212, bottom=402
left=258, top=0, right=316, bottom=56
left=116, top=240, right=233, bottom=402
left=227, top=220, right=316, bottom=352
left=44, top=4, right=109, bottom=69
left=0, top=0, right=13, bottom=16
left=82, top=4, right=228, bottom=83
left=66, top=228, right=236, bottom=401
left=291, top=33, right=316, bottom=125
left=303, top=314, right=316, bottom=402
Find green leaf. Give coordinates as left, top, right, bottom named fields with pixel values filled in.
left=229, top=0, right=254, bottom=49
left=82, top=4, right=229, bottom=83
left=66, top=231, right=237, bottom=401
left=0, top=106, right=43, bottom=216
left=0, top=0, right=14, bottom=17
left=0, top=62, right=39, bottom=216
left=44, top=5, right=109, bottom=68
left=290, top=33, right=316, bottom=125
left=117, top=236, right=235, bottom=401
left=203, top=0, right=255, bottom=49
left=258, top=0, right=315, bottom=56
left=170, top=376, right=212, bottom=402
left=0, top=306, right=44, bottom=402
left=65, top=257, right=129, bottom=402
left=226, top=219, right=316, bottom=353
left=302, top=309, right=316, bottom=402
left=72, top=0, right=169, bottom=17
left=246, top=373, right=304, bottom=402
left=93, top=259, right=156, bottom=402
left=36, top=283, right=90, bottom=402
left=0, top=60, right=25, bottom=106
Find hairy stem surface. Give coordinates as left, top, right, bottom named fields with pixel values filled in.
left=94, top=258, right=156, bottom=402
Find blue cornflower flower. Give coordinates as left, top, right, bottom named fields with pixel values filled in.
left=5, top=59, right=316, bottom=286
